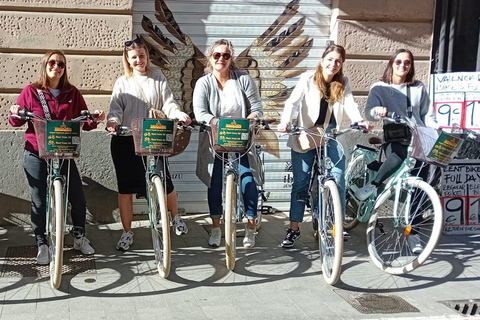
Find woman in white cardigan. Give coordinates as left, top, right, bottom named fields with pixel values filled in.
left=278, top=44, right=371, bottom=248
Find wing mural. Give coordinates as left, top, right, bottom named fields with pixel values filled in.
left=141, top=0, right=313, bottom=119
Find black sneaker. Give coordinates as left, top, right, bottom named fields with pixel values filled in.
left=281, top=228, right=301, bottom=248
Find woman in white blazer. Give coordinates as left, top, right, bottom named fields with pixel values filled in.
left=277, top=44, right=371, bottom=248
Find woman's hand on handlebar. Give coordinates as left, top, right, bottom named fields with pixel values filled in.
left=277, top=122, right=290, bottom=133
left=358, top=120, right=373, bottom=131
left=92, top=110, right=106, bottom=122
left=373, top=106, right=387, bottom=118
left=106, top=119, right=118, bottom=133
left=177, top=112, right=192, bottom=125
left=10, top=105, right=21, bottom=115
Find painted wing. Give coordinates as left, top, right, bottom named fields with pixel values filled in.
left=141, top=0, right=205, bottom=116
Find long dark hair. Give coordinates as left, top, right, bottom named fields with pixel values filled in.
left=313, top=44, right=346, bottom=103
left=33, top=50, right=71, bottom=90
left=381, top=48, right=416, bottom=85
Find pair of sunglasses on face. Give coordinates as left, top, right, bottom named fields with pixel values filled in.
left=394, top=59, right=411, bottom=67
left=47, top=60, right=66, bottom=69
left=212, top=52, right=231, bottom=60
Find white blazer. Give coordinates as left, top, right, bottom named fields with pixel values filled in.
left=280, top=71, right=364, bottom=152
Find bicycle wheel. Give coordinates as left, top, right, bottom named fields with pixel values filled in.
left=225, top=173, right=237, bottom=270
left=255, top=189, right=263, bottom=230
left=48, top=179, right=64, bottom=289
left=319, top=179, right=343, bottom=285
left=149, top=176, right=171, bottom=278
left=367, top=178, right=443, bottom=274
left=344, top=153, right=370, bottom=229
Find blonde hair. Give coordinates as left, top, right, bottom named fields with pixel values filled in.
left=123, top=40, right=152, bottom=79
left=204, top=39, right=237, bottom=74
left=33, top=50, right=71, bottom=90
left=313, top=44, right=346, bottom=104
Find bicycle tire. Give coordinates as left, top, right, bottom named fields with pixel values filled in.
left=150, top=176, right=171, bottom=278
left=310, top=170, right=320, bottom=239
left=367, top=178, right=443, bottom=274
left=319, top=179, right=343, bottom=285
left=255, top=189, right=263, bottom=230
left=49, top=179, right=64, bottom=289
left=225, top=173, right=237, bottom=270
left=344, top=153, right=371, bottom=229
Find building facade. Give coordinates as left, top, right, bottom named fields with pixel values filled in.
left=0, top=0, right=435, bottom=224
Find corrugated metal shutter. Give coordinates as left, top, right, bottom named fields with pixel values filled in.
left=131, top=0, right=332, bottom=214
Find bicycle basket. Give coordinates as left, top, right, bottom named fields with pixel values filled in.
left=171, top=126, right=192, bottom=157
left=33, top=120, right=83, bottom=159
left=455, top=133, right=480, bottom=159
left=210, top=118, right=254, bottom=154
left=131, top=118, right=178, bottom=156
left=411, top=126, right=463, bottom=167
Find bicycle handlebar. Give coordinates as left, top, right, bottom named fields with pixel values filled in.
left=13, top=109, right=96, bottom=122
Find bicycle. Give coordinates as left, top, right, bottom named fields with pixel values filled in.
left=344, top=114, right=443, bottom=274
left=113, top=118, right=191, bottom=278
left=284, top=124, right=362, bottom=285
left=12, top=109, right=96, bottom=289
left=196, top=118, right=271, bottom=270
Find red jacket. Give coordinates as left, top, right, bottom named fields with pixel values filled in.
left=9, top=84, right=97, bottom=153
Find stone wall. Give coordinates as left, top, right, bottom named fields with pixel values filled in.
left=0, top=0, right=133, bottom=225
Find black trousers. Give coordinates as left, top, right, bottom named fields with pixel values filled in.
left=23, top=150, right=86, bottom=245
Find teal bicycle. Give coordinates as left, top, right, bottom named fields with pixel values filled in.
left=345, top=115, right=443, bottom=274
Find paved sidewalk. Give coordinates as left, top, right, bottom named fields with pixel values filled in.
left=1, top=211, right=480, bottom=320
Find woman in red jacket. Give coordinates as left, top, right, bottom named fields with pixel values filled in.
left=9, top=50, right=105, bottom=265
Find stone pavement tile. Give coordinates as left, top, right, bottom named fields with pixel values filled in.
left=0, top=315, right=36, bottom=320
left=201, top=305, right=243, bottom=320
left=135, top=308, right=176, bottom=320
left=69, top=310, right=108, bottom=320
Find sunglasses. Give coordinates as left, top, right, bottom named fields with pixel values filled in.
left=212, top=52, right=231, bottom=60
left=394, top=59, right=411, bottom=67
left=124, top=36, right=143, bottom=47
left=47, top=60, right=66, bottom=69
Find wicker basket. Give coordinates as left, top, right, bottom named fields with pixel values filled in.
left=210, top=118, right=254, bottom=154
left=33, top=120, right=83, bottom=159
left=131, top=118, right=178, bottom=156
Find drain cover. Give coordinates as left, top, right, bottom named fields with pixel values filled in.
left=0, top=246, right=96, bottom=278
left=439, top=299, right=480, bottom=317
left=334, top=289, right=420, bottom=314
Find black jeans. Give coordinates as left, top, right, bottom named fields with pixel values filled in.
left=23, top=150, right=87, bottom=245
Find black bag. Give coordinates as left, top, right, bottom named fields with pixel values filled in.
left=383, top=122, right=412, bottom=143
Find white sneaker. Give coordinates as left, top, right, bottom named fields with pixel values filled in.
left=355, top=184, right=377, bottom=201
left=172, top=214, right=188, bottom=236
left=407, top=234, right=423, bottom=254
left=243, top=227, right=256, bottom=248
left=37, top=244, right=49, bottom=265
left=116, top=230, right=134, bottom=251
left=208, top=227, right=221, bottom=247
left=74, top=236, right=95, bottom=255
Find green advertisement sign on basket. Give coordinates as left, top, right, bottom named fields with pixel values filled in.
left=45, top=121, right=81, bottom=153
left=217, top=118, right=251, bottom=148
left=141, top=119, right=174, bottom=149
left=427, top=131, right=463, bottom=166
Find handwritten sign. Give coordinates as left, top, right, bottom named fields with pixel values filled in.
left=432, top=72, right=480, bottom=131
left=442, top=159, right=480, bottom=234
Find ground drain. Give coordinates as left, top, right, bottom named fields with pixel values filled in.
left=334, top=289, right=419, bottom=314
left=0, top=246, right=96, bottom=278
left=439, top=299, right=480, bottom=317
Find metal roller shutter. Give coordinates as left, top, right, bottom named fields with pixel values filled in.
left=131, top=0, right=332, bottom=214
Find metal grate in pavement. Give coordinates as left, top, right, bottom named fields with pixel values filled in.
left=0, top=246, right=96, bottom=278
left=334, top=289, right=420, bottom=314
left=439, top=299, right=480, bottom=317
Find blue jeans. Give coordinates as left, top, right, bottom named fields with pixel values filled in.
left=208, top=155, right=258, bottom=220
left=289, top=139, right=345, bottom=222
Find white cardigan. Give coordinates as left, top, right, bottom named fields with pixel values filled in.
left=280, top=71, right=364, bottom=152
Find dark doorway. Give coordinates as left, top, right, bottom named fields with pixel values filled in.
left=431, top=0, right=480, bottom=73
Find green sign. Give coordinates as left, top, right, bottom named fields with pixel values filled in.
left=45, top=121, right=81, bottom=153
left=217, top=118, right=251, bottom=148
left=427, top=131, right=463, bottom=165
left=141, top=119, right=174, bottom=149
